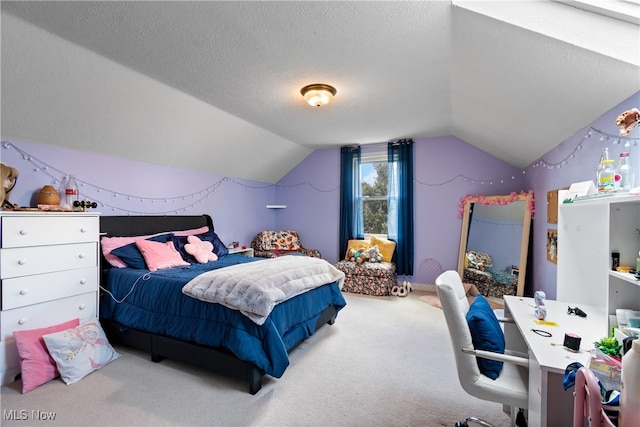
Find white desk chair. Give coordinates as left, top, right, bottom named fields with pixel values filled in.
left=436, top=270, right=529, bottom=424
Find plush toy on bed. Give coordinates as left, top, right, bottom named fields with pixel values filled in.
left=184, top=235, right=218, bottom=263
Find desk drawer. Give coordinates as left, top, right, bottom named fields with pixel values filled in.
left=2, top=267, right=98, bottom=310
left=0, top=243, right=97, bottom=279
left=1, top=216, right=98, bottom=248
left=0, top=292, right=96, bottom=340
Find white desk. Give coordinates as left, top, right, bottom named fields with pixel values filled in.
left=504, top=296, right=608, bottom=427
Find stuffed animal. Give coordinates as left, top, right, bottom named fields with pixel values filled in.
left=346, top=247, right=369, bottom=264
left=184, top=235, right=218, bottom=263
left=467, top=251, right=484, bottom=271
left=0, top=162, right=19, bottom=209
left=616, top=108, right=640, bottom=136
left=363, top=245, right=383, bottom=263
left=357, top=251, right=370, bottom=264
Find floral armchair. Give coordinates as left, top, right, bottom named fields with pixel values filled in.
left=334, top=237, right=397, bottom=296
left=250, top=230, right=321, bottom=259
left=463, top=250, right=517, bottom=298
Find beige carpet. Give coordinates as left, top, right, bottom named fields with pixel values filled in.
left=1, top=292, right=511, bottom=427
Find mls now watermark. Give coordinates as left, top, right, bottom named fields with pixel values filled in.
left=4, top=409, right=57, bottom=421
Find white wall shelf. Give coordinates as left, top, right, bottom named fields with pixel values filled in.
left=266, top=205, right=286, bottom=209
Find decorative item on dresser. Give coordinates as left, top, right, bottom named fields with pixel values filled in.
left=0, top=211, right=100, bottom=385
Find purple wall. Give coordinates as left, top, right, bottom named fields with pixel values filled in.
left=0, top=140, right=277, bottom=247
left=275, top=136, right=525, bottom=282
left=273, top=148, right=341, bottom=263
left=524, top=91, right=640, bottom=299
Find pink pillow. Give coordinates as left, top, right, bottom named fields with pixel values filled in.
left=135, top=239, right=190, bottom=271
left=101, top=226, right=209, bottom=268
left=184, top=235, right=219, bottom=263
left=12, top=318, right=80, bottom=393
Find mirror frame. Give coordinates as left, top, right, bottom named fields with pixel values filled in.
left=457, top=192, right=534, bottom=297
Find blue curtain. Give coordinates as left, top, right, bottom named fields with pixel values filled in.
left=388, top=140, right=414, bottom=275
left=339, top=146, right=362, bottom=255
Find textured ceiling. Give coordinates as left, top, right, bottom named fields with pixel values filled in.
left=2, top=1, right=639, bottom=182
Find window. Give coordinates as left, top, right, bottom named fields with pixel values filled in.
left=359, top=152, right=388, bottom=236
left=339, top=140, right=413, bottom=275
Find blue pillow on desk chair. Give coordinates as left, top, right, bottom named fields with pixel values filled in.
left=466, top=295, right=505, bottom=380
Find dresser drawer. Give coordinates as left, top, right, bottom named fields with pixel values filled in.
left=1, top=215, right=99, bottom=248
left=2, top=267, right=98, bottom=310
left=0, top=242, right=97, bottom=279
left=0, top=292, right=97, bottom=340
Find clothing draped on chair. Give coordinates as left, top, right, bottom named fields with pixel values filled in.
left=388, top=139, right=414, bottom=276
left=339, top=146, right=363, bottom=255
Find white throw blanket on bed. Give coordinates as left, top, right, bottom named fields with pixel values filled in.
left=182, top=255, right=345, bottom=325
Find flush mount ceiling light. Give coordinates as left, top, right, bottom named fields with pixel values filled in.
left=300, top=84, right=337, bottom=107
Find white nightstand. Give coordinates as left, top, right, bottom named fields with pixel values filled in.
left=228, top=247, right=254, bottom=257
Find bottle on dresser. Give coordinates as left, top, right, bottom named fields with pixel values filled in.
left=64, top=175, right=79, bottom=210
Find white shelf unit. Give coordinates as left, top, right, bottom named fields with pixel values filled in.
left=557, top=194, right=640, bottom=334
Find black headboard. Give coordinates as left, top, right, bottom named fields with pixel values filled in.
left=99, top=215, right=214, bottom=273
left=100, top=214, right=213, bottom=238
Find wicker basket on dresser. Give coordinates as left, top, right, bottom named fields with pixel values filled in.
left=0, top=211, right=100, bottom=385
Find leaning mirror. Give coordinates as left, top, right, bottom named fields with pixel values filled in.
left=457, top=193, right=534, bottom=300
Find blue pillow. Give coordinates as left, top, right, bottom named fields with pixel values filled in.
left=111, top=233, right=173, bottom=269
left=172, top=230, right=228, bottom=263
left=466, top=295, right=505, bottom=380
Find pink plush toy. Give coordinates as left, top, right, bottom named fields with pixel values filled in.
left=184, top=235, right=218, bottom=263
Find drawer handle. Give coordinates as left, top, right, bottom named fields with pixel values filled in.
left=19, top=229, right=28, bottom=235
left=18, top=259, right=27, bottom=265
left=80, top=279, right=87, bottom=285
left=18, top=318, right=27, bottom=325
left=78, top=253, right=86, bottom=259
left=79, top=304, right=87, bottom=310
left=80, top=227, right=87, bottom=233
left=19, top=289, right=29, bottom=295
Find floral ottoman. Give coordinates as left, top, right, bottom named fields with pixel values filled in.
left=334, top=260, right=397, bottom=296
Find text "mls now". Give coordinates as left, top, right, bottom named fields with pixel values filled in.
left=3, top=409, right=57, bottom=421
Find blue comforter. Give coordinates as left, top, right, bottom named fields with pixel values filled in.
left=100, top=254, right=346, bottom=377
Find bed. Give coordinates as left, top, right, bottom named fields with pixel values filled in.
left=98, top=215, right=346, bottom=394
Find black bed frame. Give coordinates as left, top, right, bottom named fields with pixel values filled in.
left=99, top=215, right=337, bottom=394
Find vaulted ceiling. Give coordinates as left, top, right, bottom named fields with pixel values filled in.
left=2, top=1, right=639, bottom=183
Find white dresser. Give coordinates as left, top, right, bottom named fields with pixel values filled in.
left=0, top=211, right=100, bottom=385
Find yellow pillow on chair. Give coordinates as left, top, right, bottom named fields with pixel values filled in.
left=369, top=236, right=396, bottom=263
left=344, top=239, right=370, bottom=260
